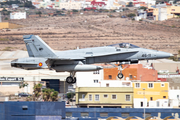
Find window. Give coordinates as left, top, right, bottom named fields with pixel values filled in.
left=104, top=94, right=108, bottom=98
left=66, top=112, right=72, bottom=117
left=106, top=83, right=109, bottom=87
left=157, top=101, right=159, bottom=107
left=150, top=97, right=153, bottom=101
left=112, top=95, right=117, bottom=99
left=94, top=80, right=98, bottom=83
left=135, top=83, right=140, bottom=88
left=22, top=106, right=28, bottom=110
left=177, top=95, right=179, bottom=99
left=82, top=94, right=85, bottom=99
left=148, top=83, right=153, bottom=88
left=100, top=113, right=108, bottom=117
left=126, top=95, right=130, bottom=101
left=141, top=102, right=143, bottom=107
left=95, top=94, right=99, bottom=101
left=81, top=112, right=89, bottom=117
left=108, top=75, right=112, bottom=79
left=125, top=106, right=131, bottom=108
left=121, top=113, right=129, bottom=117
left=93, top=71, right=99, bottom=74
left=161, top=83, right=165, bottom=87
left=89, top=94, right=92, bottom=101
left=129, top=75, right=133, bottom=79
left=163, top=96, right=166, bottom=98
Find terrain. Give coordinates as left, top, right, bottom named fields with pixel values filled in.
left=0, top=13, right=180, bottom=54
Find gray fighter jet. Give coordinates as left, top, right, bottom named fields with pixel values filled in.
left=11, top=35, right=173, bottom=84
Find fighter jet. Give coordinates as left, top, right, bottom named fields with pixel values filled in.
left=11, top=35, right=173, bottom=84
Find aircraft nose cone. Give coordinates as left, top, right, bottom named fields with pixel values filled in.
left=170, top=53, right=174, bottom=57
left=156, top=51, right=173, bottom=59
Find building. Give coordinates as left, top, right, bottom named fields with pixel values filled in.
left=169, top=88, right=180, bottom=108
left=0, top=70, right=69, bottom=96
left=76, top=87, right=133, bottom=108
left=59, top=2, right=82, bottom=10
left=10, top=12, right=26, bottom=19
left=148, top=4, right=180, bottom=21
left=104, top=64, right=157, bottom=81
left=133, top=82, right=169, bottom=108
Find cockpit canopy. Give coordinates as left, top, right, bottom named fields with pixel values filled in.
left=108, top=43, right=140, bottom=48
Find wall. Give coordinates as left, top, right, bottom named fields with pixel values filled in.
left=0, top=22, right=23, bottom=29
left=0, top=22, right=9, bottom=29
left=0, top=102, right=65, bottom=120
left=133, top=82, right=169, bottom=108
left=76, top=70, right=103, bottom=87
left=66, top=108, right=180, bottom=119
left=133, top=82, right=169, bottom=101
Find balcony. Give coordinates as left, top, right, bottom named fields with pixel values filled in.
left=76, top=87, right=133, bottom=93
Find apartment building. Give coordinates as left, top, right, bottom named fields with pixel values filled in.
left=133, top=82, right=169, bottom=108
left=76, top=87, right=133, bottom=108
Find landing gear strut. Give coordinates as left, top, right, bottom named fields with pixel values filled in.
left=117, top=63, right=130, bottom=79
left=66, top=72, right=76, bottom=84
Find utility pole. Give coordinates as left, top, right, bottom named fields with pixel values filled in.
left=0, top=12, right=2, bottom=22
left=143, top=88, right=146, bottom=120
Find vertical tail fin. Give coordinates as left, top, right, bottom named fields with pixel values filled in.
left=23, top=35, right=57, bottom=58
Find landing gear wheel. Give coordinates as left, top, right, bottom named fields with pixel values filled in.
left=72, top=77, right=76, bottom=83
left=117, top=73, right=124, bottom=79
left=66, top=76, right=73, bottom=84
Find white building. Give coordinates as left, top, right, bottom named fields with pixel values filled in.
left=59, top=2, right=83, bottom=10
left=10, top=12, right=26, bottom=20
left=76, top=70, right=132, bottom=87
left=169, top=88, right=180, bottom=108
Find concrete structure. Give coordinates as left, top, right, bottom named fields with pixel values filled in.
left=10, top=12, right=26, bottom=19
left=76, top=87, right=133, bottom=108
left=133, top=82, right=169, bottom=108
left=0, top=102, right=65, bottom=120
left=66, top=108, right=180, bottom=119
left=0, top=22, right=23, bottom=29
left=140, top=59, right=180, bottom=73
left=0, top=70, right=69, bottom=96
left=169, top=88, right=180, bottom=108
left=149, top=4, right=180, bottom=21
left=59, top=2, right=82, bottom=10
left=135, top=9, right=147, bottom=21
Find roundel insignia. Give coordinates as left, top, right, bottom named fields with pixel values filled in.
left=39, top=62, right=43, bottom=67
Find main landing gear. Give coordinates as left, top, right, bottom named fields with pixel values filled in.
left=66, top=72, right=76, bottom=84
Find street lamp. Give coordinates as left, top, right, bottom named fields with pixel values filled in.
left=143, top=88, right=145, bottom=120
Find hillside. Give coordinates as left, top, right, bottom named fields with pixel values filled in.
left=0, top=14, right=180, bottom=54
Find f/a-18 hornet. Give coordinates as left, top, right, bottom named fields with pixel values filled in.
left=11, top=35, right=173, bottom=84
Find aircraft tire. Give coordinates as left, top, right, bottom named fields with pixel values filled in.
left=117, top=73, right=124, bottom=79
left=66, top=76, right=73, bottom=84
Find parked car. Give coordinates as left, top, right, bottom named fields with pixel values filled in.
left=18, top=92, right=31, bottom=97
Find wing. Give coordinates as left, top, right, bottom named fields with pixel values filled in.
left=45, top=57, right=85, bottom=68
